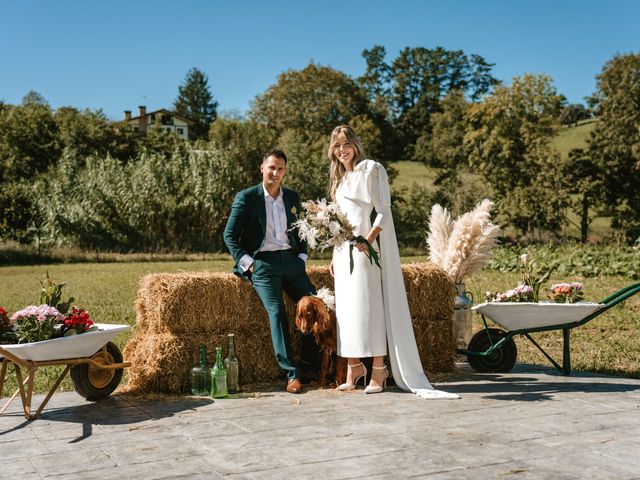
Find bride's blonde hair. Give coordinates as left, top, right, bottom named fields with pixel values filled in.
left=328, top=125, right=366, bottom=201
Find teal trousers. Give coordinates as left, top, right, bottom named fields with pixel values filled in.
left=251, top=249, right=316, bottom=380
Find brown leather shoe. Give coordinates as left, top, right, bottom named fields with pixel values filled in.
left=286, top=378, right=302, bottom=394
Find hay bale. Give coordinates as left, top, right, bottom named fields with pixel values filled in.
left=123, top=262, right=455, bottom=394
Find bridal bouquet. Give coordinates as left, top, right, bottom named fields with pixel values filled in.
left=292, top=198, right=380, bottom=273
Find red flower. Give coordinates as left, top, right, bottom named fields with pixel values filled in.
left=63, top=307, right=94, bottom=334
left=0, top=306, right=9, bottom=330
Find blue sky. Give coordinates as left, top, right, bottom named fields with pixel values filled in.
left=1, top=1, right=638, bottom=120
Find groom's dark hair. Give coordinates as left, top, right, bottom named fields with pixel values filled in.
left=263, top=149, right=288, bottom=164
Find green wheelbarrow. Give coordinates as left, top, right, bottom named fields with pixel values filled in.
left=458, top=282, right=640, bottom=375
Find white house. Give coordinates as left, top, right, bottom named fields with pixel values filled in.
left=122, top=106, right=190, bottom=140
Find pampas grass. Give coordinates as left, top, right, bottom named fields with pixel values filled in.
left=427, top=199, right=500, bottom=283
left=426, top=205, right=452, bottom=268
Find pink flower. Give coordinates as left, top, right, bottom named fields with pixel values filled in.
left=11, top=305, right=64, bottom=323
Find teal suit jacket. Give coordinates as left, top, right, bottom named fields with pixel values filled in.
left=223, top=184, right=307, bottom=279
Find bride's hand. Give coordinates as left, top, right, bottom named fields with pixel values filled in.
left=355, top=242, right=369, bottom=253
left=329, top=259, right=334, bottom=277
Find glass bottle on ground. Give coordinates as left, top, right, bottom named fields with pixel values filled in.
left=224, top=333, right=240, bottom=393
left=190, top=344, right=210, bottom=396
left=211, top=345, right=228, bottom=398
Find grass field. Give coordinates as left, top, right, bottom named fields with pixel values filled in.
left=390, top=160, right=438, bottom=191
left=551, top=118, right=597, bottom=159
left=1, top=256, right=638, bottom=398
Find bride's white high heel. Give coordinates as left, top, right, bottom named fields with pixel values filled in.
left=364, top=365, right=389, bottom=394
left=337, top=362, right=368, bottom=391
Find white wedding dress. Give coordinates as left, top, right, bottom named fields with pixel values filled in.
left=333, top=160, right=459, bottom=399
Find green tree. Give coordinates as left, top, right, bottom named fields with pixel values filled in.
left=0, top=98, right=60, bottom=182
left=412, top=90, right=491, bottom=214
left=278, top=129, right=328, bottom=202
left=54, top=107, right=138, bottom=161
left=208, top=117, right=278, bottom=186
left=250, top=63, right=383, bottom=146
left=559, top=103, right=591, bottom=126
left=414, top=90, right=469, bottom=170
left=22, top=90, right=49, bottom=106
left=465, top=74, right=568, bottom=236
left=174, top=67, right=218, bottom=140
left=0, top=182, right=39, bottom=244
left=358, top=45, right=499, bottom=158
left=392, top=184, right=436, bottom=248
left=587, top=53, right=640, bottom=242
left=561, top=148, right=604, bottom=243
left=358, top=45, right=393, bottom=117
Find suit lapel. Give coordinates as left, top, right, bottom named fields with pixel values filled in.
left=283, top=189, right=296, bottom=227
left=282, top=189, right=298, bottom=247
left=255, top=184, right=266, bottom=235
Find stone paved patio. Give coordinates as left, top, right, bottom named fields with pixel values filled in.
left=1, top=363, right=639, bottom=479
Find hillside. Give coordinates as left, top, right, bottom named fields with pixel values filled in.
left=390, top=118, right=609, bottom=240
left=392, top=119, right=599, bottom=189
left=551, top=118, right=597, bottom=159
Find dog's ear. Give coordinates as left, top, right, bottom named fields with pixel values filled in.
left=295, top=297, right=309, bottom=330
left=310, top=297, right=330, bottom=333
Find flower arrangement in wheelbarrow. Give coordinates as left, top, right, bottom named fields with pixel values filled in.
left=485, top=253, right=553, bottom=302
left=548, top=282, right=584, bottom=304
left=486, top=254, right=585, bottom=304
left=0, top=273, right=96, bottom=344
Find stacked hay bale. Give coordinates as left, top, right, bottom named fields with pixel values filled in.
left=123, top=263, right=454, bottom=394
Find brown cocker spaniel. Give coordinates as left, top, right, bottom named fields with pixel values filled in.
left=295, top=295, right=347, bottom=387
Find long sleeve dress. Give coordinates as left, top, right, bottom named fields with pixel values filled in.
left=332, top=160, right=459, bottom=399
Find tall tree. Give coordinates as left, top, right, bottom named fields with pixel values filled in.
left=358, top=45, right=393, bottom=116
left=358, top=45, right=499, bottom=159
left=413, top=90, right=490, bottom=215
left=54, top=107, right=138, bottom=161
left=174, top=67, right=218, bottom=140
left=587, top=53, right=640, bottom=242
left=22, top=90, right=49, bottom=106
left=561, top=148, right=604, bottom=243
left=465, top=74, right=568, bottom=236
left=559, top=103, right=591, bottom=126
left=251, top=63, right=380, bottom=143
left=0, top=98, right=60, bottom=182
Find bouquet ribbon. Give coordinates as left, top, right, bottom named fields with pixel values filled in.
left=349, top=235, right=381, bottom=274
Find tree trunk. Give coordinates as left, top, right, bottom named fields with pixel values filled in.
left=580, top=194, right=590, bottom=243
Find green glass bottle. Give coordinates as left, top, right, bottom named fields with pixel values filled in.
left=211, top=346, right=228, bottom=398
left=224, top=333, right=240, bottom=393
left=190, top=344, right=210, bottom=396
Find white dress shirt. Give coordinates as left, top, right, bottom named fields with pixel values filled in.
left=239, top=186, right=307, bottom=272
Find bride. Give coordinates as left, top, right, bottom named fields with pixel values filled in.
left=328, top=125, right=458, bottom=399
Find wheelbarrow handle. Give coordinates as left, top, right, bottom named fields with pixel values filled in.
left=598, top=282, right=640, bottom=309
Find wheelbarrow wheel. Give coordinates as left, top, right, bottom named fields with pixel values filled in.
left=70, top=342, right=124, bottom=401
left=467, top=328, right=517, bottom=373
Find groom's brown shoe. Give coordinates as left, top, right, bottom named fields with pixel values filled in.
left=286, top=378, right=303, bottom=394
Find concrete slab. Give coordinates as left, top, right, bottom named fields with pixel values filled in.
left=1, top=363, right=639, bottom=479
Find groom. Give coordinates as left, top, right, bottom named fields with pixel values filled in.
left=223, top=149, right=316, bottom=394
